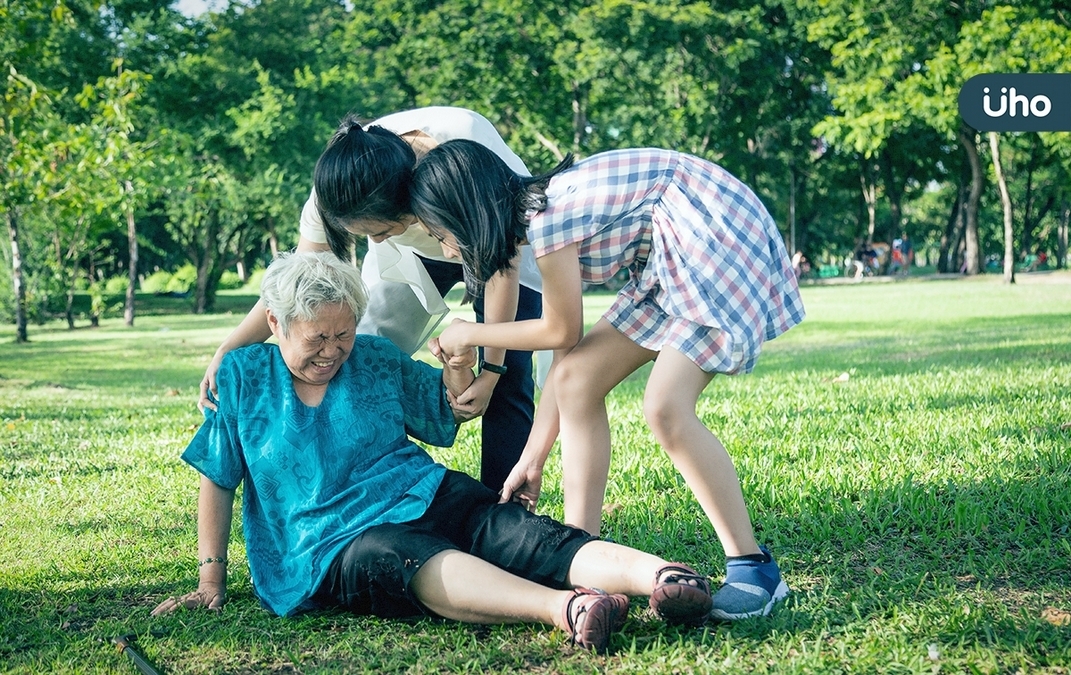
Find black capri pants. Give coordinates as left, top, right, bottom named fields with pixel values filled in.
left=312, top=471, right=597, bottom=618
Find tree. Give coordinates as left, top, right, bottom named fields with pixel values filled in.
left=161, top=144, right=249, bottom=314
left=1, top=69, right=54, bottom=342
left=908, top=6, right=1071, bottom=279
left=77, top=63, right=158, bottom=325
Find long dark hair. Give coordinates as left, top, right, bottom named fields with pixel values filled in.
left=410, top=139, right=573, bottom=298
left=313, top=115, right=416, bottom=259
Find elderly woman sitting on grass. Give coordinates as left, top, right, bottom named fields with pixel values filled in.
left=152, top=251, right=712, bottom=653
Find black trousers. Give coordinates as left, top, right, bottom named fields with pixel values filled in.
left=419, top=256, right=542, bottom=492
left=312, top=471, right=596, bottom=618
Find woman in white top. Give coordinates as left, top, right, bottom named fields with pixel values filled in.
left=200, top=108, right=543, bottom=491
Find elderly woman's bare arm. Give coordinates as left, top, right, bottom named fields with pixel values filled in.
left=152, top=476, right=235, bottom=615
left=441, top=354, right=480, bottom=423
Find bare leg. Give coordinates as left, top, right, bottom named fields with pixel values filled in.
left=411, top=543, right=709, bottom=636
left=643, top=347, right=760, bottom=557
left=410, top=550, right=571, bottom=628
left=565, top=540, right=665, bottom=595
left=553, top=320, right=655, bottom=534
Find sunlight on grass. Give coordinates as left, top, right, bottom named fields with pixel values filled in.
left=1, top=274, right=1069, bottom=673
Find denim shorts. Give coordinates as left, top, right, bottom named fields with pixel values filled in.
left=311, top=470, right=597, bottom=618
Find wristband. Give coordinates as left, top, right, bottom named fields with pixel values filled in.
left=479, top=360, right=508, bottom=375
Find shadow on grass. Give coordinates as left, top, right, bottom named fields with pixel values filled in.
left=750, top=445, right=1070, bottom=635
left=602, top=431, right=1070, bottom=654
left=1, top=578, right=714, bottom=672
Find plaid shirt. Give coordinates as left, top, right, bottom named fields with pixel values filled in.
left=528, top=149, right=805, bottom=374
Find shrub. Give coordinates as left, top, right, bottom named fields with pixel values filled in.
left=242, top=267, right=265, bottom=294
left=141, top=270, right=172, bottom=294
left=166, top=264, right=197, bottom=294
left=103, top=275, right=129, bottom=294
left=218, top=270, right=244, bottom=290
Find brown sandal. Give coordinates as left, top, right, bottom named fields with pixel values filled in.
left=648, top=563, right=712, bottom=625
left=562, top=587, right=629, bottom=654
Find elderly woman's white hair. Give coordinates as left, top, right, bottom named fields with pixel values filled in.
left=260, top=251, right=368, bottom=336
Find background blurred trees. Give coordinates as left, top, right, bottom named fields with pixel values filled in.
left=3, top=0, right=1070, bottom=339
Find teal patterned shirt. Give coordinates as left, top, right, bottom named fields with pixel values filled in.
left=182, top=336, right=455, bottom=617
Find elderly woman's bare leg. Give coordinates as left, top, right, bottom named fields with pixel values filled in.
left=567, top=540, right=713, bottom=624
left=563, top=540, right=664, bottom=595
left=410, top=549, right=571, bottom=626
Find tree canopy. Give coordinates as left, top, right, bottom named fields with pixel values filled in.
left=3, top=0, right=1069, bottom=339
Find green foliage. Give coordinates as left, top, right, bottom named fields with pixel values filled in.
left=1, top=276, right=1069, bottom=672
left=165, top=264, right=198, bottom=294
left=140, top=269, right=172, bottom=294
left=217, top=269, right=244, bottom=291
left=6, top=0, right=1071, bottom=340
left=102, top=275, right=128, bottom=294
left=241, top=266, right=266, bottom=294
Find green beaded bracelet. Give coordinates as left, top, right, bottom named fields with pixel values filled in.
left=198, top=556, right=228, bottom=567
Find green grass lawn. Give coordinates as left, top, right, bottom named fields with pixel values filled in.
left=1, top=273, right=1069, bottom=674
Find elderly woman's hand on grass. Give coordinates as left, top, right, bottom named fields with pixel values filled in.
left=151, top=582, right=226, bottom=615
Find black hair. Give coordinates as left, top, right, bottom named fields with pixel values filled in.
left=313, top=115, right=417, bottom=259
left=409, top=139, right=573, bottom=298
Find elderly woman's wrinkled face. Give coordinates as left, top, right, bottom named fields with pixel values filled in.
left=271, top=303, right=357, bottom=389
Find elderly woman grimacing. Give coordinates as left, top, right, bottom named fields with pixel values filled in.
left=152, top=251, right=713, bottom=653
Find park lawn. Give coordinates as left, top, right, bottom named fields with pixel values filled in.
left=0, top=273, right=1069, bottom=674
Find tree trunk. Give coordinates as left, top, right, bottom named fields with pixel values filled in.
left=988, top=132, right=1015, bottom=284
left=860, top=161, right=877, bottom=245
left=6, top=208, right=28, bottom=342
left=1021, top=136, right=1037, bottom=256
left=1058, top=198, right=1069, bottom=270
left=788, top=163, right=796, bottom=254
left=1017, top=136, right=1054, bottom=258
left=881, top=147, right=903, bottom=242
left=267, top=216, right=279, bottom=258
left=65, top=289, right=75, bottom=330
left=939, top=177, right=965, bottom=273
left=54, top=230, right=76, bottom=330
left=959, top=123, right=983, bottom=275
left=193, top=212, right=219, bottom=315
left=124, top=180, right=138, bottom=326
left=571, top=80, right=588, bottom=154
left=194, top=253, right=212, bottom=315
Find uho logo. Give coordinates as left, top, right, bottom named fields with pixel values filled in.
left=959, top=74, right=1071, bottom=132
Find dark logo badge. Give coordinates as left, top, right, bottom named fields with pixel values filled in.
left=959, top=73, right=1071, bottom=132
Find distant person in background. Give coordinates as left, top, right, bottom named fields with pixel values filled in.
left=791, top=250, right=810, bottom=279
left=890, top=238, right=905, bottom=274
left=153, top=251, right=714, bottom=655
left=890, top=232, right=914, bottom=276
left=199, top=107, right=543, bottom=492
left=852, top=239, right=877, bottom=279
left=1022, top=248, right=1046, bottom=272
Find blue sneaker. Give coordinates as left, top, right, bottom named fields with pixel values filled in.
left=708, top=545, right=789, bottom=621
